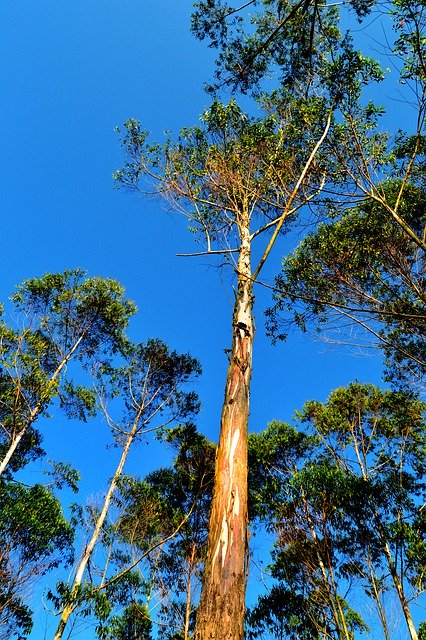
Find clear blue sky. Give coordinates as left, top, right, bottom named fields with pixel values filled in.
left=1, top=2, right=396, bottom=638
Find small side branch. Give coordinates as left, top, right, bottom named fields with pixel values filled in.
left=176, top=248, right=239, bottom=257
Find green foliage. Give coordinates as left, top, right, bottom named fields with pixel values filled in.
left=0, top=481, right=74, bottom=639
left=247, top=584, right=323, bottom=640
left=95, top=339, right=201, bottom=443
left=191, top=0, right=424, bottom=97
left=248, top=420, right=318, bottom=521
left=247, top=383, right=425, bottom=639
left=0, top=481, right=74, bottom=569
left=191, top=0, right=377, bottom=94
left=391, top=0, right=426, bottom=81
left=267, top=182, right=426, bottom=386
left=0, top=269, right=136, bottom=476
left=97, top=601, right=152, bottom=640
left=11, top=269, right=136, bottom=358
left=44, top=460, right=81, bottom=493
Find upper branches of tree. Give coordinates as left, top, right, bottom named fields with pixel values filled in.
left=190, top=0, right=424, bottom=94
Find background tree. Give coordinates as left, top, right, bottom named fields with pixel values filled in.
left=115, top=426, right=215, bottom=640
left=54, top=425, right=214, bottom=640
left=266, top=181, right=426, bottom=388
left=51, top=339, right=201, bottom=640
left=298, top=384, right=426, bottom=640
left=247, top=384, right=425, bottom=640
left=0, top=270, right=134, bottom=640
left=0, top=480, right=75, bottom=640
left=0, top=269, right=136, bottom=476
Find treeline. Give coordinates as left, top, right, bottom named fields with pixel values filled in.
left=0, top=269, right=424, bottom=639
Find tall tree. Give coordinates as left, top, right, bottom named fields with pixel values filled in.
left=113, top=426, right=215, bottom=640
left=54, top=426, right=214, bottom=640
left=300, top=384, right=426, bottom=640
left=114, top=20, right=382, bottom=632
left=52, top=339, right=201, bottom=640
left=0, top=269, right=136, bottom=477
left=248, top=384, right=426, bottom=640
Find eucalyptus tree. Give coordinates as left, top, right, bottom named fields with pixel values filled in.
left=250, top=384, right=425, bottom=640
left=112, top=426, right=215, bottom=640
left=0, top=269, right=136, bottom=477
left=114, top=18, right=383, bottom=631
left=266, top=181, right=426, bottom=388
left=297, top=383, right=426, bottom=640
left=0, top=270, right=134, bottom=639
left=247, top=421, right=368, bottom=640
left=51, top=426, right=214, bottom=640
left=52, top=339, right=201, bottom=640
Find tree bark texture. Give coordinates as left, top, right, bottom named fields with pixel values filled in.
left=194, top=236, right=253, bottom=640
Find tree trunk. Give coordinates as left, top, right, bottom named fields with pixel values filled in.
left=0, top=332, right=86, bottom=477
left=53, top=424, right=138, bottom=640
left=380, top=533, right=418, bottom=640
left=194, top=233, right=253, bottom=640
left=366, top=554, right=391, bottom=640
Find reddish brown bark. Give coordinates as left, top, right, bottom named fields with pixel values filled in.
left=194, top=239, right=253, bottom=640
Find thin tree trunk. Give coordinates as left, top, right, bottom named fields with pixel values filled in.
left=301, top=492, right=352, bottom=640
left=378, top=527, right=418, bottom=640
left=366, top=553, right=391, bottom=640
left=53, top=423, right=138, bottom=640
left=0, top=332, right=86, bottom=476
left=183, top=542, right=197, bottom=640
left=351, top=425, right=417, bottom=640
left=194, top=232, right=253, bottom=640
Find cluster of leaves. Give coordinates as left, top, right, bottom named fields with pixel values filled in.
left=266, top=181, right=426, bottom=387
left=114, top=94, right=335, bottom=257
left=0, top=269, right=136, bottom=473
left=247, top=383, right=426, bottom=639
left=191, top=0, right=378, bottom=94
left=0, top=481, right=75, bottom=639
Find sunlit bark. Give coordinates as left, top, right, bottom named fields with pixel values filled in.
left=194, top=232, right=253, bottom=640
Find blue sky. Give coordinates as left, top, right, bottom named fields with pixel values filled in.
left=1, top=1, right=405, bottom=638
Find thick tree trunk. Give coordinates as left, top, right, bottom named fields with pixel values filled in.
left=194, top=235, right=253, bottom=640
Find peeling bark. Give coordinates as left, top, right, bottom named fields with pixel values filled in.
left=194, top=234, right=253, bottom=640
